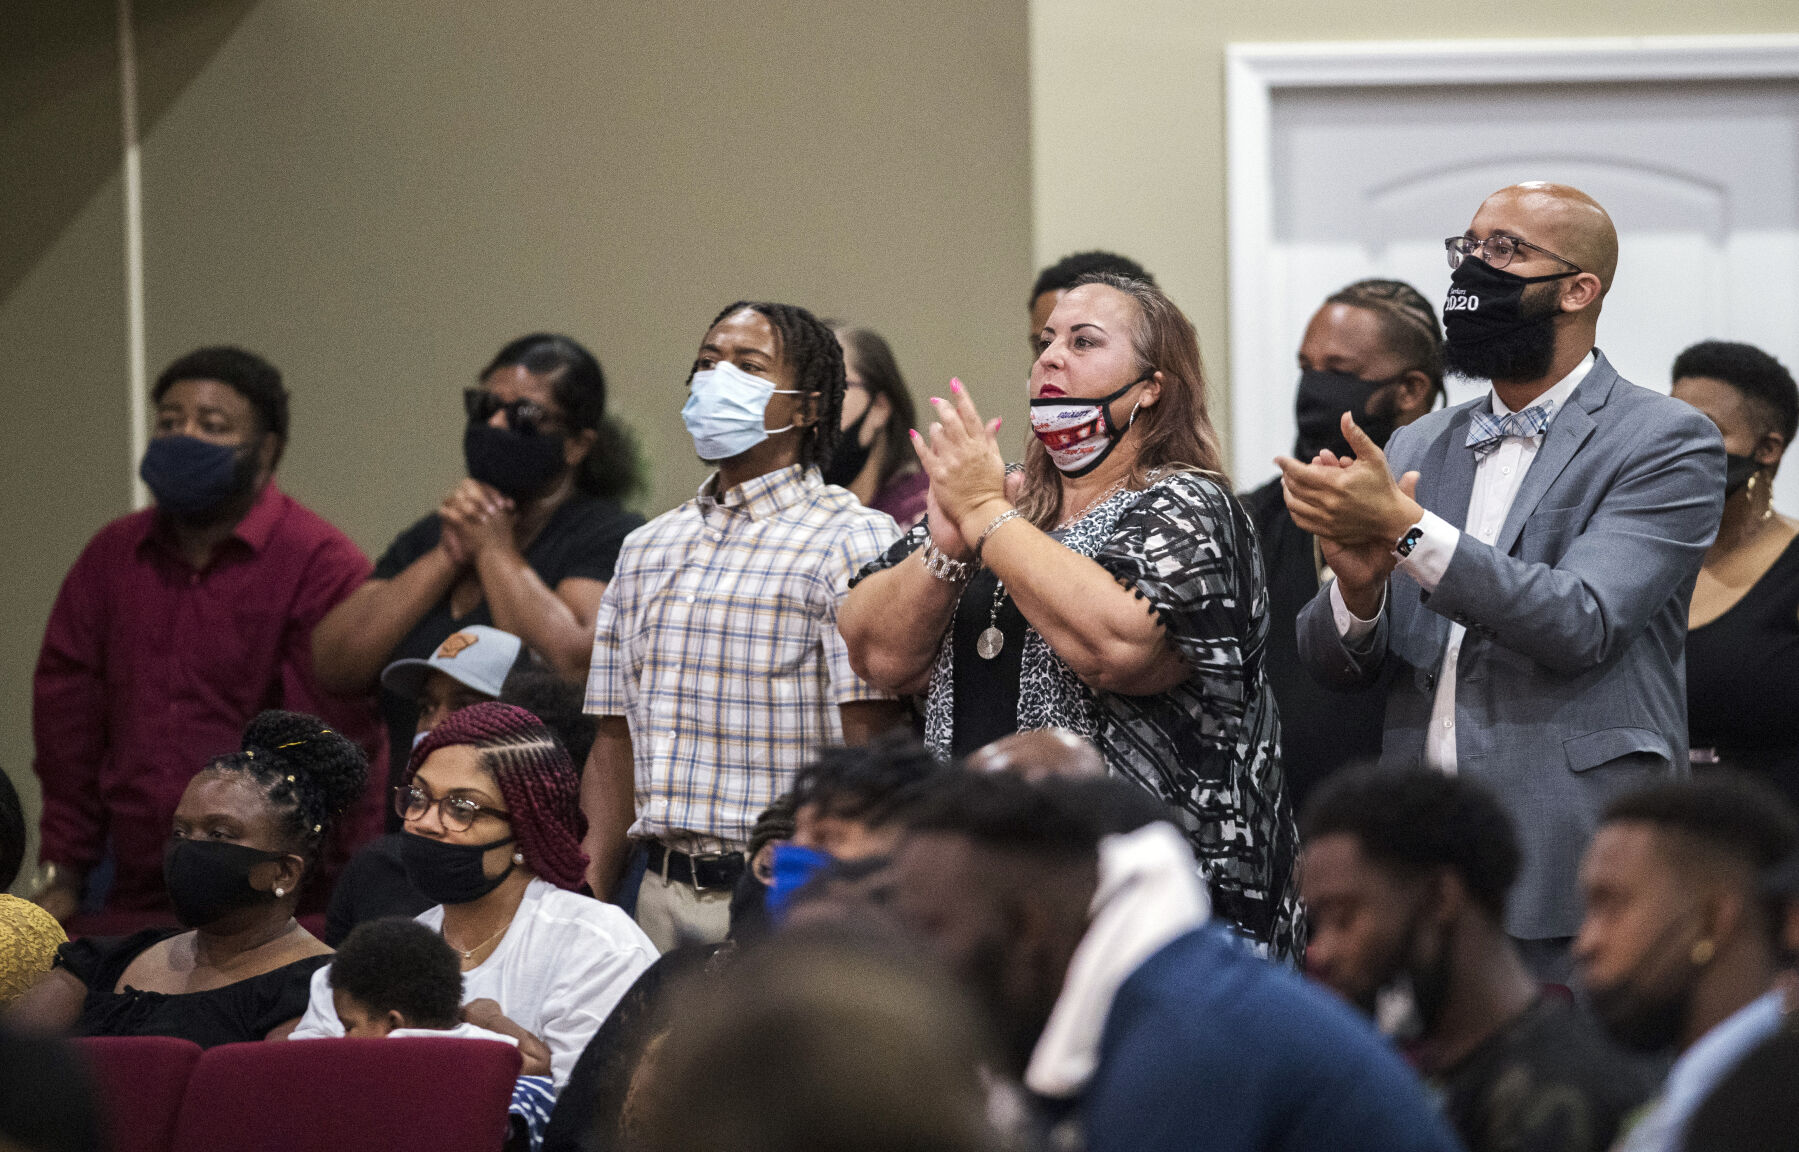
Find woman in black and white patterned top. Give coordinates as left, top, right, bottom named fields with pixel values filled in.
left=840, top=272, right=1302, bottom=961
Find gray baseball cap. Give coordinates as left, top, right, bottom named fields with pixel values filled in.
left=380, top=624, right=523, bottom=701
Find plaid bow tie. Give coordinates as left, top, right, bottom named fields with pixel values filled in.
left=1466, top=403, right=1552, bottom=458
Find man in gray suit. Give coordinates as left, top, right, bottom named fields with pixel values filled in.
left=1278, top=183, right=1725, bottom=977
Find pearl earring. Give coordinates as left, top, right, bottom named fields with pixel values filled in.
left=512, top=852, right=525, bottom=865
left=274, top=887, right=285, bottom=898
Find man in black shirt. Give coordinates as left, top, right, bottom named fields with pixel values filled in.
left=1300, top=767, right=1656, bottom=1152
left=1243, top=280, right=1442, bottom=807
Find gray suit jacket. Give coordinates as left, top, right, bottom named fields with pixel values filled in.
left=1297, top=349, right=1725, bottom=938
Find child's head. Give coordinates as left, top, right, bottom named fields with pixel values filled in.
left=331, top=917, right=464, bottom=1036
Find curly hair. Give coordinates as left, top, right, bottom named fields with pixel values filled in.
left=205, top=710, right=369, bottom=874
left=1300, top=767, right=1520, bottom=920
left=480, top=333, right=646, bottom=504
left=409, top=702, right=587, bottom=890
left=331, top=917, right=464, bottom=1029
left=1672, top=340, right=1799, bottom=444
left=1030, top=251, right=1155, bottom=306
left=702, top=301, right=845, bottom=472
left=789, top=735, right=940, bottom=827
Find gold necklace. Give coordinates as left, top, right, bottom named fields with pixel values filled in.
left=443, top=916, right=512, bottom=962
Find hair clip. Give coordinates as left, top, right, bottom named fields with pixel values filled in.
left=313, top=824, right=322, bottom=833
left=245, top=749, right=255, bottom=758
left=277, top=739, right=306, bottom=749
left=286, top=774, right=295, bottom=783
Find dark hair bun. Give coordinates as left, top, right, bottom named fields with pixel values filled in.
left=241, top=709, right=369, bottom=832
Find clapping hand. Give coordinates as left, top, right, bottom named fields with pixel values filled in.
left=912, top=378, right=1009, bottom=548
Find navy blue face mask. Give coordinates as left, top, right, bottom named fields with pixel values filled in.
left=139, top=435, right=259, bottom=520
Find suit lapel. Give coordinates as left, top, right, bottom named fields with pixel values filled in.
left=1423, top=406, right=1478, bottom=530
left=1493, top=363, right=1608, bottom=555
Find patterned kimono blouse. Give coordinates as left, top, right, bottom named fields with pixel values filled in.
left=856, top=470, right=1304, bottom=960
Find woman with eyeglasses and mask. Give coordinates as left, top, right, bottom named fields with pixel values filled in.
left=290, top=703, right=658, bottom=1092
left=5, top=712, right=366, bottom=1046
left=829, top=327, right=928, bottom=527
left=840, top=273, right=1302, bottom=961
left=312, top=335, right=646, bottom=799
left=1673, top=341, right=1799, bottom=807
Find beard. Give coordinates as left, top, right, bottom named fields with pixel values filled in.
left=1588, top=975, right=1691, bottom=1053
left=1443, top=283, right=1561, bottom=384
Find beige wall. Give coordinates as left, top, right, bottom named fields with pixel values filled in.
left=0, top=0, right=1032, bottom=885
left=1029, top=1, right=1799, bottom=474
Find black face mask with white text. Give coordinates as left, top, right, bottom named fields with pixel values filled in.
left=1442, top=257, right=1576, bottom=383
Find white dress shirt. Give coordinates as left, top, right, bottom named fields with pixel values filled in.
left=1331, top=352, right=1595, bottom=773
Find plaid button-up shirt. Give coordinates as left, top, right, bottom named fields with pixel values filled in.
left=585, top=465, right=900, bottom=850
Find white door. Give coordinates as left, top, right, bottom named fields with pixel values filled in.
left=1236, top=76, right=1799, bottom=510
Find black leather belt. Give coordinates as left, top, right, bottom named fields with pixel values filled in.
left=644, top=842, right=745, bottom=891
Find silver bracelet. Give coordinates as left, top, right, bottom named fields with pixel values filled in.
left=921, top=538, right=973, bottom=583
left=974, top=508, right=1021, bottom=561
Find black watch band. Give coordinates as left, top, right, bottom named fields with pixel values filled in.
left=1395, top=525, right=1425, bottom=558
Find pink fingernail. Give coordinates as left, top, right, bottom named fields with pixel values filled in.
left=951, top=379, right=963, bottom=394
left=930, top=397, right=943, bottom=405
left=995, top=417, right=1003, bottom=429
left=909, top=429, right=920, bottom=439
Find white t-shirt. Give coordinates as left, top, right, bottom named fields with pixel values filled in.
left=291, top=878, right=658, bottom=1087
left=389, top=1022, right=517, bottom=1046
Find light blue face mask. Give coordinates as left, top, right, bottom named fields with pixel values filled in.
left=681, top=359, right=802, bottom=462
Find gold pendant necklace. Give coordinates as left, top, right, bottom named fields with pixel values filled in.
left=443, top=916, right=512, bottom=962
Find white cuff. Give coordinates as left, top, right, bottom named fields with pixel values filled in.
left=1329, top=579, right=1383, bottom=646
left=1394, top=510, right=1459, bottom=594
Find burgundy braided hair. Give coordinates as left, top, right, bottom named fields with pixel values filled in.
left=408, top=702, right=588, bottom=890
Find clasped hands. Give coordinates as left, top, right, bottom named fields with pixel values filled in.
left=438, top=478, right=519, bottom=567
left=910, top=378, right=1021, bottom=559
left=1275, top=413, right=1424, bottom=612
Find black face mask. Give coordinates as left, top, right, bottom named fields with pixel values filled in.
left=1725, top=453, right=1762, bottom=497
left=163, top=839, right=289, bottom=928
left=464, top=422, right=567, bottom=501
left=140, top=435, right=261, bottom=522
left=1442, top=257, right=1576, bottom=384
left=399, top=830, right=516, bottom=905
left=1586, top=919, right=1700, bottom=1053
left=1294, top=369, right=1403, bottom=460
left=824, top=404, right=876, bottom=488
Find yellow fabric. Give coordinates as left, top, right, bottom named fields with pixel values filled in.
left=0, top=893, right=68, bottom=1007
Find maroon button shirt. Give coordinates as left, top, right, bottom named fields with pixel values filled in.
left=32, top=482, right=387, bottom=913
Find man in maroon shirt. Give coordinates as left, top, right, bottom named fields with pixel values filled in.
left=31, top=346, right=385, bottom=922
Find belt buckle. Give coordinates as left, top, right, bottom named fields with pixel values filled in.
left=1690, top=747, right=1721, bottom=766
left=687, top=851, right=732, bottom=892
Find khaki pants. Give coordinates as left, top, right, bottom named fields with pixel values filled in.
left=633, top=866, right=732, bottom=953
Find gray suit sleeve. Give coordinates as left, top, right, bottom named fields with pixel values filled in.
left=1296, top=582, right=1390, bottom=689
left=1422, top=409, right=1723, bottom=674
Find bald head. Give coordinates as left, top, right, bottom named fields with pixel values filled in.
left=1474, top=182, right=1619, bottom=296
left=966, top=729, right=1107, bottom=782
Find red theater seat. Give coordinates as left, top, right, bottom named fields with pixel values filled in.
left=75, top=1036, right=204, bottom=1152
left=171, top=1037, right=522, bottom=1152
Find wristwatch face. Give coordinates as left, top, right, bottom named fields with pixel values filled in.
left=1396, top=526, right=1424, bottom=557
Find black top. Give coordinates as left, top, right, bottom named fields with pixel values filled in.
left=322, top=833, right=433, bottom=946
left=55, top=928, right=329, bottom=1048
left=1687, top=534, right=1799, bottom=808
left=1243, top=479, right=1387, bottom=808
left=372, top=493, right=643, bottom=786
left=948, top=565, right=1031, bottom=756
left=1431, top=997, right=1658, bottom=1152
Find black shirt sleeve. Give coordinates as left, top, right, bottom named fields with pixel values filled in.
left=537, top=498, right=643, bottom=585
left=372, top=514, right=445, bottom=581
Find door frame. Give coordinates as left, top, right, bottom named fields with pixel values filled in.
left=1225, top=34, right=1799, bottom=472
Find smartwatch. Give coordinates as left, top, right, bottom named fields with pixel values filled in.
left=1394, top=524, right=1425, bottom=558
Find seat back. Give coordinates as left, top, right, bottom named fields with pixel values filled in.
left=74, top=1036, right=204, bottom=1152
left=171, top=1037, right=522, bottom=1152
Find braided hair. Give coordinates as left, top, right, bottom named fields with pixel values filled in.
left=704, top=301, right=845, bottom=472
left=206, top=711, right=369, bottom=872
left=1323, top=279, right=1445, bottom=404
left=409, top=702, right=587, bottom=890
